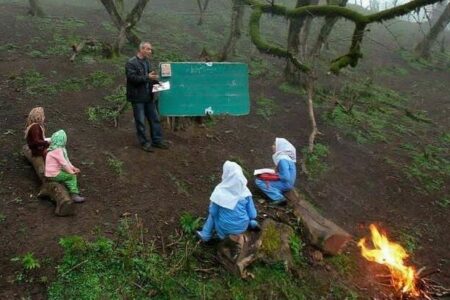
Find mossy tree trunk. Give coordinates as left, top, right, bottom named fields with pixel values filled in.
left=28, top=0, right=45, bottom=17
left=220, top=0, right=245, bottom=61
left=415, top=2, right=450, bottom=59
left=100, top=0, right=150, bottom=55
left=310, top=0, right=349, bottom=56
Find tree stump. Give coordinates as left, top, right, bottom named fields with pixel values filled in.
left=22, top=145, right=74, bottom=216
left=284, top=189, right=351, bottom=255
left=216, top=219, right=296, bottom=278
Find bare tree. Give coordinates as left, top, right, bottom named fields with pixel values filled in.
left=220, top=0, right=245, bottom=61
left=284, top=0, right=314, bottom=84
left=197, top=0, right=211, bottom=25
left=415, top=1, right=450, bottom=58
left=100, top=0, right=150, bottom=55
left=309, top=0, right=349, bottom=56
left=28, top=0, right=45, bottom=17
left=244, top=0, right=441, bottom=152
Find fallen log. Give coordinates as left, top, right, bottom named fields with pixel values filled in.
left=284, top=189, right=351, bottom=255
left=22, top=145, right=74, bottom=216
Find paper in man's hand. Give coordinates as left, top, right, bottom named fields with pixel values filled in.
left=152, top=81, right=170, bottom=93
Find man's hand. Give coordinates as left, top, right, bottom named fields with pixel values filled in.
left=73, top=167, right=81, bottom=174
left=149, top=71, right=159, bottom=80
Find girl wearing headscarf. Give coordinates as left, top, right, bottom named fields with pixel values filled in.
left=196, top=161, right=259, bottom=242
left=45, top=130, right=85, bottom=203
left=24, top=107, right=50, bottom=158
left=255, top=138, right=297, bottom=205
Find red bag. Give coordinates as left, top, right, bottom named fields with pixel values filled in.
left=257, top=173, right=280, bottom=181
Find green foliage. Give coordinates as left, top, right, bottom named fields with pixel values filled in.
left=289, top=234, right=306, bottom=266
left=11, top=252, right=41, bottom=271
left=279, top=82, right=306, bottom=96
left=401, top=143, right=450, bottom=193
left=323, top=79, right=415, bottom=144
left=249, top=57, right=270, bottom=77
left=436, top=196, right=450, bottom=209
left=56, top=78, right=84, bottom=92
left=107, top=157, right=124, bottom=176
left=302, top=143, right=329, bottom=180
left=327, top=253, right=355, bottom=276
left=256, top=97, right=279, bottom=120
left=0, top=43, right=18, bottom=52
left=48, top=216, right=359, bottom=299
left=17, top=70, right=57, bottom=95
left=87, top=71, right=115, bottom=88
left=179, top=212, right=202, bottom=235
left=398, top=49, right=434, bottom=70
left=87, top=86, right=128, bottom=123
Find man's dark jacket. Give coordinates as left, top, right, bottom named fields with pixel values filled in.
left=125, top=56, right=158, bottom=103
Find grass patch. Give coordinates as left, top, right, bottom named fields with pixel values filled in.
left=249, top=57, right=270, bottom=77
left=0, top=43, right=18, bottom=52
left=256, top=97, right=279, bottom=120
left=107, top=157, right=124, bottom=176
left=327, top=253, right=355, bottom=276
left=401, top=143, right=450, bottom=193
left=87, top=71, right=115, bottom=88
left=322, top=79, right=423, bottom=144
left=87, top=86, right=128, bottom=123
left=279, top=82, right=306, bottom=96
left=302, top=143, right=329, bottom=180
left=0, top=213, right=5, bottom=223
left=17, top=70, right=57, bottom=95
left=48, top=216, right=350, bottom=299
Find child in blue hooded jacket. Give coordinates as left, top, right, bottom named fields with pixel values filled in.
left=255, top=138, right=297, bottom=205
left=197, top=161, right=259, bottom=242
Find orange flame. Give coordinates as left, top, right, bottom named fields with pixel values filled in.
left=358, top=224, right=419, bottom=297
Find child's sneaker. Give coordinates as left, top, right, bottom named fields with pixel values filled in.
left=195, top=231, right=209, bottom=242
left=249, top=220, right=261, bottom=231
left=71, top=194, right=85, bottom=203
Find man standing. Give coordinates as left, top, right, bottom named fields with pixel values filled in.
left=125, top=42, right=168, bottom=152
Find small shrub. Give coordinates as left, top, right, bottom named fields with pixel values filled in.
left=302, top=143, right=329, bottom=180
left=107, top=157, right=124, bottom=176
left=11, top=252, right=41, bottom=270
left=88, top=71, right=115, bottom=88
left=179, top=212, right=202, bottom=235
left=289, top=234, right=306, bottom=266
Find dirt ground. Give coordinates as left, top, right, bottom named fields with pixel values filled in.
left=0, top=1, right=449, bottom=299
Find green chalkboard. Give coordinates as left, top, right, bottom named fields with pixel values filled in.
left=157, top=62, right=250, bottom=117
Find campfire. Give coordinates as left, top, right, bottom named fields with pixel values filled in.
left=358, top=224, right=449, bottom=299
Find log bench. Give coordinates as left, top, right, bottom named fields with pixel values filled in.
left=23, top=145, right=75, bottom=216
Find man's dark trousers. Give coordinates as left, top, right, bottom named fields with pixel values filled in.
left=132, top=101, right=163, bottom=146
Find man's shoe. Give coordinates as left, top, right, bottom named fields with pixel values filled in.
left=151, top=142, right=169, bottom=149
left=141, top=143, right=154, bottom=152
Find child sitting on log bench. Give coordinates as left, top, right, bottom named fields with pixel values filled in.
left=255, top=138, right=297, bottom=205
left=45, top=130, right=86, bottom=203
left=196, top=161, right=260, bottom=242
left=25, top=107, right=50, bottom=161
